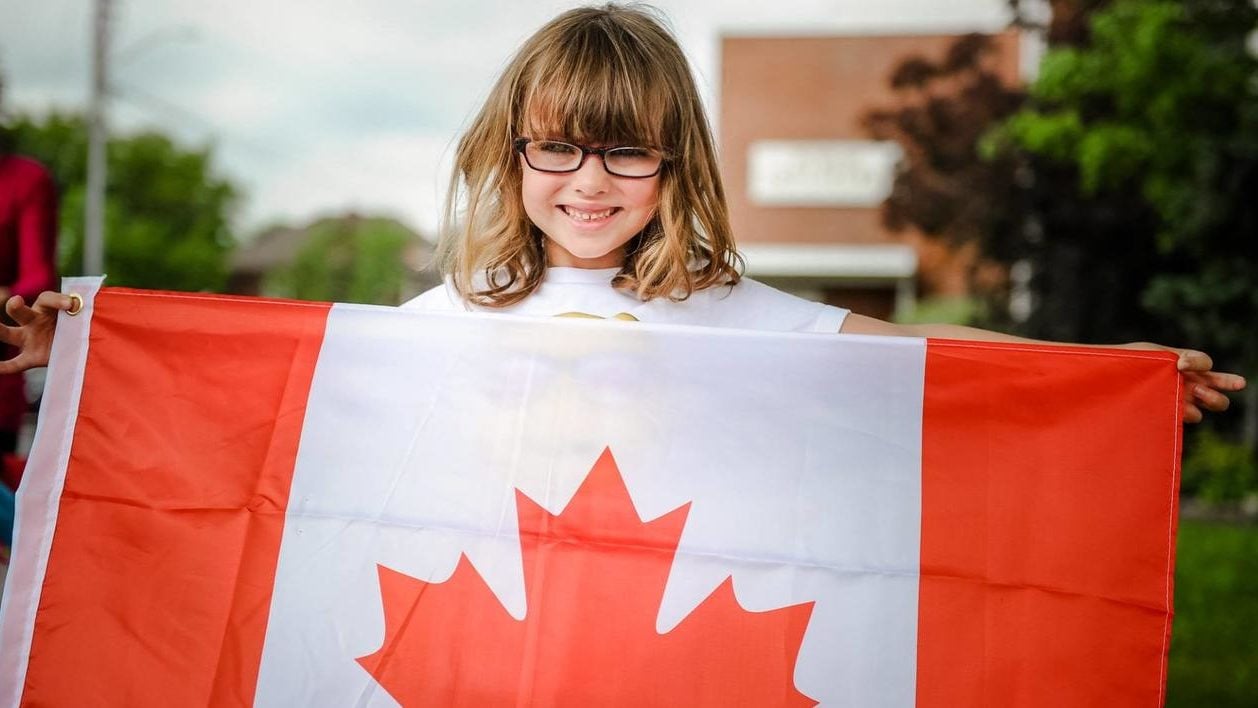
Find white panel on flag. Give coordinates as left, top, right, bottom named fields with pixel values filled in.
left=255, top=308, right=926, bottom=707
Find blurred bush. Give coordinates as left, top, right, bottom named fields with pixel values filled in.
left=1167, top=519, right=1258, bottom=707
left=1182, top=427, right=1258, bottom=505
left=261, top=216, right=415, bottom=305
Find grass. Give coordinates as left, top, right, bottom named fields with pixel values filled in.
left=1165, top=518, right=1258, bottom=707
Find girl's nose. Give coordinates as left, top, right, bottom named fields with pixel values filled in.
left=571, top=153, right=611, bottom=194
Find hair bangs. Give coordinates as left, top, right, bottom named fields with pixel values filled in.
left=519, top=19, right=675, bottom=149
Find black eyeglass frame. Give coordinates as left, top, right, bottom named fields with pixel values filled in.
left=513, top=138, right=668, bottom=179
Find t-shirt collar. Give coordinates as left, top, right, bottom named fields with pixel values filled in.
left=543, top=266, right=621, bottom=284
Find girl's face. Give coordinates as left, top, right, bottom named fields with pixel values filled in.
left=519, top=144, right=660, bottom=269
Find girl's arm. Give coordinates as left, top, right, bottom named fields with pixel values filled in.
left=840, top=313, right=1248, bottom=423
left=0, top=292, right=77, bottom=374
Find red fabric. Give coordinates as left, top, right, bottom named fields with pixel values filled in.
left=0, top=154, right=59, bottom=303
left=918, top=341, right=1182, bottom=707
left=1, top=453, right=22, bottom=490
left=19, top=289, right=331, bottom=706
left=0, top=155, right=59, bottom=434
left=0, top=369, right=23, bottom=435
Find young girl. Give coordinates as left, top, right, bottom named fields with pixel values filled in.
left=0, top=3, right=1245, bottom=421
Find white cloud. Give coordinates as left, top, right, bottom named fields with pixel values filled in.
left=236, top=129, right=454, bottom=234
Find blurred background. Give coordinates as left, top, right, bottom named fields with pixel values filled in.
left=1, top=0, right=1255, bottom=704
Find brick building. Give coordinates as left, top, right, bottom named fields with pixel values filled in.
left=720, top=31, right=1022, bottom=319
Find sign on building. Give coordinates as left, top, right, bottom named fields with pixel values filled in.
left=747, top=140, right=903, bottom=207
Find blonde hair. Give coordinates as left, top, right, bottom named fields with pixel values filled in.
left=439, top=3, right=742, bottom=306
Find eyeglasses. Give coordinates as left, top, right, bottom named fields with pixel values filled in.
left=514, top=138, right=666, bottom=178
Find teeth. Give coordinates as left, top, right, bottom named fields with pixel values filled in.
left=563, top=206, right=615, bottom=221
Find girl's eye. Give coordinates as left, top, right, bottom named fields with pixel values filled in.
left=611, top=148, right=651, bottom=158
left=537, top=142, right=579, bottom=155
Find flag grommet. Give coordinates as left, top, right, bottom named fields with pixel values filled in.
left=66, top=293, right=83, bottom=316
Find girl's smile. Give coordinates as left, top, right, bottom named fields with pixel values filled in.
left=559, top=205, right=620, bottom=222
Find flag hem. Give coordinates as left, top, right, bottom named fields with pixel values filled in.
left=1158, top=372, right=1186, bottom=708
left=0, top=276, right=102, bottom=705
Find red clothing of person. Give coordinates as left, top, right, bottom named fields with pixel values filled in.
left=0, top=154, right=59, bottom=437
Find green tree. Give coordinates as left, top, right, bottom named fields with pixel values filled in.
left=262, top=216, right=415, bottom=305
left=869, top=0, right=1256, bottom=442
left=862, top=6, right=1172, bottom=346
left=3, top=112, right=237, bottom=291
left=862, top=33, right=1030, bottom=305
left=1001, top=0, right=1258, bottom=441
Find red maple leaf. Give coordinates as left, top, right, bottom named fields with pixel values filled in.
left=357, top=448, right=817, bottom=706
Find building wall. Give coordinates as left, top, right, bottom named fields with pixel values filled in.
left=720, top=32, right=1021, bottom=262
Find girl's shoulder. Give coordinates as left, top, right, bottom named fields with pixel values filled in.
left=642, top=277, right=848, bottom=333
left=399, top=279, right=468, bottom=312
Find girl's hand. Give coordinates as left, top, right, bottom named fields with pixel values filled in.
left=0, top=292, right=79, bottom=374
left=1126, top=343, right=1248, bottom=423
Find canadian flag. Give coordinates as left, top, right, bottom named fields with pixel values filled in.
left=0, top=279, right=1182, bottom=707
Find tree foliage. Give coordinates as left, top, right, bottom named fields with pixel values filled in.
left=869, top=0, right=1257, bottom=363
left=869, top=0, right=1258, bottom=463
left=262, top=216, right=416, bottom=305
left=2, top=112, right=237, bottom=291
left=864, top=34, right=1028, bottom=265
left=865, top=3, right=1168, bottom=344
left=1009, top=0, right=1113, bottom=46
left=1004, top=0, right=1258, bottom=373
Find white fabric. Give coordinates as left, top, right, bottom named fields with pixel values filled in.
left=401, top=267, right=849, bottom=333
left=255, top=306, right=924, bottom=707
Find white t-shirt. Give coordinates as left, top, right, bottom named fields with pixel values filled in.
left=401, top=267, right=848, bottom=333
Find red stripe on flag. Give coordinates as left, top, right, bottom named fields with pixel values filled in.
left=918, top=341, right=1182, bottom=707
left=20, top=289, right=330, bottom=705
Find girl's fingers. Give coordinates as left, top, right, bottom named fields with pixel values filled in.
left=1183, top=401, right=1204, bottom=424
left=1176, top=349, right=1213, bottom=372
left=5, top=301, right=37, bottom=326
left=0, top=349, right=32, bottom=376
left=7, top=292, right=76, bottom=327
left=1191, top=383, right=1232, bottom=412
left=34, top=291, right=77, bottom=312
left=1173, top=352, right=1247, bottom=425
left=1200, top=371, right=1248, bottom=391
left=1178, top=369, right=1246, bottom=422
left=0, top=360, right=22, bottom=376
left=3, top=295, right=25, bottom=319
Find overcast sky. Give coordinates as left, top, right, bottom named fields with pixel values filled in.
left=0, top=0, right=1012, bottom=237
